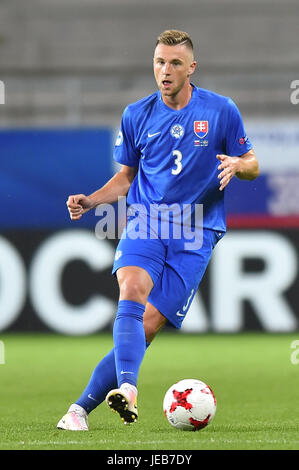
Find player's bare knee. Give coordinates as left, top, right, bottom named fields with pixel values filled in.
left=119, top=279, right=148, bottom=304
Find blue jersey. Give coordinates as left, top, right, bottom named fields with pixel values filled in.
left=113, top=84, right=252, bottom=232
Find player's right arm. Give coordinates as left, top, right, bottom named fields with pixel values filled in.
left=66, top=164, right=137, bottom=221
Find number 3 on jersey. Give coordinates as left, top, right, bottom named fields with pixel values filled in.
left=171, top=150, right=183, bottom=175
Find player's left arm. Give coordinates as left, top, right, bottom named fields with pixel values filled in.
left=217, top=148, right=259, bottom=191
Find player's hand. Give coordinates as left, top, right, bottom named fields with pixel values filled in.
left=66, top=194, right=93, bottom=220
left=216, top=154, right=240, bottom=191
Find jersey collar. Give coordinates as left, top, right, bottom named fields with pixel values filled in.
left=158, top=83, right=197, bottom=113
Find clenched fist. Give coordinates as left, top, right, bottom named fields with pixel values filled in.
left=66, top=194, right=94, bottom=220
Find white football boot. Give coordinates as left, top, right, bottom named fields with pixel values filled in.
left=57, top=404, right=88, bottom=431
left=106, top=384, right=138, bottom=424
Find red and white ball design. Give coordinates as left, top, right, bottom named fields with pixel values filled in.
left=163, top=379, right=217, bottom=431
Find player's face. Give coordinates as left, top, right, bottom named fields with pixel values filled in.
left=153, top=43, right=196, bottom=98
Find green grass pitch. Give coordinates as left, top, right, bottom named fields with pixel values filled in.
left=0, top=332, right=298, bottom=450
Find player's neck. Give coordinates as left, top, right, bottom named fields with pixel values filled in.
left=162, top=82, right=193, bottom=110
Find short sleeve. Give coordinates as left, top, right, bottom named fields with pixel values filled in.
left=113, top=106, right=140, bottom=167
left=223, top=98, right=253, bottom=156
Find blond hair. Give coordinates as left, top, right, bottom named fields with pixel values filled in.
left=156, top=30, right=194, bottom=52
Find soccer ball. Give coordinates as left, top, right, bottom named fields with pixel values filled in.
left=163, top=379, right=216, bottom=431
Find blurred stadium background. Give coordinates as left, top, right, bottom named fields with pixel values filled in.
left=0, top=0, right=299, bottom=336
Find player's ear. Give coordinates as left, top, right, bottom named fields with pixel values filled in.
left=188, top=60, right=197, bottom=77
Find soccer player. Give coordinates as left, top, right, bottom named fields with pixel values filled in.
left=57, top=30, right=259, bottom=430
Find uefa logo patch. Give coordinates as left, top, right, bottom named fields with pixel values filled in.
left=171, top=124, right=184, bottom=139
left=115, top=130, right=123, bottom=146
left=239, top=136, right=248, bottom=145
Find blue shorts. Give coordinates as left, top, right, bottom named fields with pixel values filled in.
left=112, top=217, right=224, bottom=329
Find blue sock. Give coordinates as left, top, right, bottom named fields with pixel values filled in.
left=75, top=341, right=151, bottom=414
left=113, top=299, right=146, bottom=387
left=75, top=348, right=117, bottom=413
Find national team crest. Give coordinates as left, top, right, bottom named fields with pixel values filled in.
left=194, top=121, right=209, bottom=139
